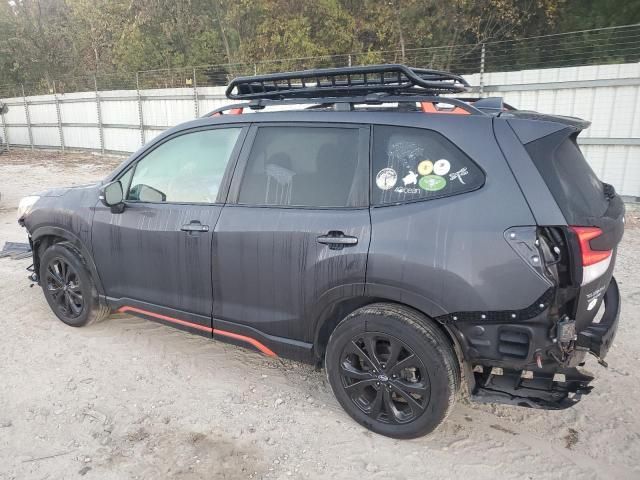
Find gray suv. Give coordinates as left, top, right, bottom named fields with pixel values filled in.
left=18, top=65, right=623, bottom=438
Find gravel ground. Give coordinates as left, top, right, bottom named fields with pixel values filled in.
left=0, top=149, right=639, bottom=480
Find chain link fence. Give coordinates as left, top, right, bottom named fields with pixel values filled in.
left=0, top=24, right=639, bottom=198
left=0, top=23, right=638, bottom=98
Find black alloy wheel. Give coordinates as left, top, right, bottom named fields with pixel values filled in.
left=45, top=256, right=84, bottom=319
left=325, top=303, right=459, bottom=438
left=39, top=242, right=111, bottom=327
left=340, top=332, right=430, bottom=424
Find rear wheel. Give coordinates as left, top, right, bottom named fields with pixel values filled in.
left=325, top=303, right=459, bottom=438
left=39, top=242, right=110, bottom=327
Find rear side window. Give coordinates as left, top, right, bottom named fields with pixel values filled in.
left=525, top=129, right=608, bottom=224
left=371, top=126, right=484, bottom=205
left=237, top=126, right=366, bottom=208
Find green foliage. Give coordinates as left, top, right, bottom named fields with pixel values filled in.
left=0, top=0, right=637, bottom=88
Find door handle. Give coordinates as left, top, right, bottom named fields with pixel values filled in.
left=317, top=231, right=358, bottom=250
left=181, top=221, right=209, bottom=233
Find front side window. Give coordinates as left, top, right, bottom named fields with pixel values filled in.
left=237, top=126, right=365, bottom=208
left=372, top=125, right=484, bottom=205
left=127, top=128, right=241, bottom=203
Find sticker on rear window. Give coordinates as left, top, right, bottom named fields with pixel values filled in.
left=419, top=175, right=446, bottom=191
left=376, top=168, right=398, bottom=190
left=433, top=159, right=451, bottom=176
left=449, top=167, right=469, bottom=184
left=417, top=160, right=434, bottom=176
left=402, top=170, right=418, bottom=186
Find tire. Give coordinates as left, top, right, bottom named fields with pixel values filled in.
left=39, top=242, right=110, bottom=327
left=325, top=303, right=460, bottom=439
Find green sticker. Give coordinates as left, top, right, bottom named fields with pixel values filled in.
left=419, top=175, right=446, bottom=192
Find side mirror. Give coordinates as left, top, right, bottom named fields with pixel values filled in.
left=100, top=181, right=125, bottom=213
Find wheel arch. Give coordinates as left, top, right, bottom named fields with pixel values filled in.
left=31, top=226, right=105, bottom=295
left=313, top=294, right=464, bottom=370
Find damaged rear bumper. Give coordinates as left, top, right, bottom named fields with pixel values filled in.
left=576, top=276, right=620, bottom=361
left=460, top=277, right=621, bottom=409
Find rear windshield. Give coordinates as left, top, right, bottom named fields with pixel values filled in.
left=525, top=129, right=608, bottom=224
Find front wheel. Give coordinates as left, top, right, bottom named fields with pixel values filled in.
left=39, top=242, right=110, bottom=327
left=325, top=303, right=460, bottom=439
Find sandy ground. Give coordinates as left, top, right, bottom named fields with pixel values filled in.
left=0, top=149, right=639, bottom=480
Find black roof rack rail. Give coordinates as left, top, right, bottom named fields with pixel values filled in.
left=205, top=94, right=487, bottom=117
left=226, top=64, right=470, bottom=100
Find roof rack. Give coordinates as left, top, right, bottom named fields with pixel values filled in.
left=225, top=64, right=470, bottom=100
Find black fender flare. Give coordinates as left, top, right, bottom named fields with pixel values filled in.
left=31, top=226, right=105, bottom=295
left=311, top=282, right=463, bottom=363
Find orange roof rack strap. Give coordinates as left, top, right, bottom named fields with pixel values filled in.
left=420, top=101, right=469, bottom=115
left=210, top=107, right=244, bottom=117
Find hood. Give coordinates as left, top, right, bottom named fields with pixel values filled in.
left=37, top=183, right=101, bottom=197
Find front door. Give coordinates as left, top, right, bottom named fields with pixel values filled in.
left=92, top=126, right=246, bottom=331
left=212, top=124, right=371, bottom=342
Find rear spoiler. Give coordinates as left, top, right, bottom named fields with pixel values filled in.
left=504, top=111, right=591, bottom=145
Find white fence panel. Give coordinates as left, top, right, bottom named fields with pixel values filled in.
left=1, top=65, right=639, bottom=197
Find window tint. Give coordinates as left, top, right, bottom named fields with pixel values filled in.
left=525, top=129, right=608, bottom=224
left=372, top=126, right=484, bottom=205
left=237, top=126, right=365, bottom=207
left=127, top=128, right=241, bottom=203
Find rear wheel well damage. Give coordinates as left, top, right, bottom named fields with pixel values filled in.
left=313, top=297, right=464, bottom=373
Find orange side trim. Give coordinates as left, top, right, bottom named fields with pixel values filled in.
left=213, top=329, right=277, bottom=357
left=116, top=306, right=277, bottom=357
left=420, top=101, right=469, bottom=115
left=117, top=306, right=213, bottom=333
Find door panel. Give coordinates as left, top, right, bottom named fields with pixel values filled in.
left=92, top=203, right=221, bottom=323
left=212, top=206, right=370, bottom=340
left=212, top=123, right=371, bottom=342
left=91, top=126, right=247, bottom=328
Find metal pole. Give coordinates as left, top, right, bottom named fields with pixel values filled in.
left=1, top=108, right=9, bottom=152
left=193, top=68, right=199, bottom=118
left=94, top=76, right=105, bottom=154
left=53, top=81, right=65, bottom=152
left=254, top=64, right=257, bottom=76
left=136, top=72, right=145, bottom=146
left=22, top=84, right=34, bottom=150
left=479, top=43, right=486, bottom=96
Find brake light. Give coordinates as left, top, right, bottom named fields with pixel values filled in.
left=570, top=227, right=611, bottom=266
left=571, top=226, right=612, bottom=286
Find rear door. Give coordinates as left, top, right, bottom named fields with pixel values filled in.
left=212, top=123, right=370, bottom=342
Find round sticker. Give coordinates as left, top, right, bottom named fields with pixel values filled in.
left=376, top=168, right=398, bottom=191
left=419, top=175, right=447, bottom=192
left=417, top=160, right=434, bottom=176
left=433, top=159, right=451, bottom=176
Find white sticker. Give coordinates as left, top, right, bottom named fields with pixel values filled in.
left=433, top=159, right=451, bottom=176
left=376, top=168, right=398, bottom=190
left=587, top=297, right=599, bottom=311
left=402, top=170, right=418, bottom=186
left=394, top=186, right=420, bottom=194
left=449, top=167, right=469, bottom=184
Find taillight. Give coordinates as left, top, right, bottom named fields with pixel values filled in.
left=570, top=226, right=612, bottom=285
left=570, top=227, right=611, bottom=266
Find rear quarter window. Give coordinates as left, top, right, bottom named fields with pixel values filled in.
left=525, top=129, right=608, bottom=224
left=372, top=125, right=484, bottom=205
